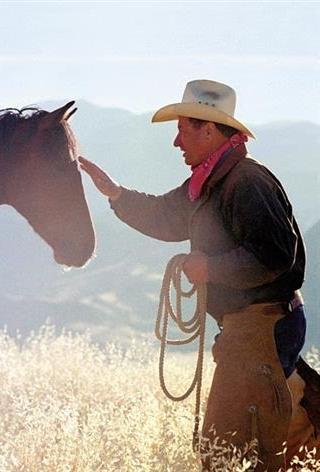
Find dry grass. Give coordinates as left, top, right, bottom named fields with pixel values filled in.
left=0, top=325, right=318, bottom=471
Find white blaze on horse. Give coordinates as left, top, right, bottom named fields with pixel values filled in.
left=0, top=101, right=96, bottom=267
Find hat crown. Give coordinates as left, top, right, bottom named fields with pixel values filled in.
left=182, top=80, right=236, bottom=117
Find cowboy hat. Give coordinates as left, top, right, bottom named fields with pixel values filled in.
left=152, top=79, right=255, bottom=139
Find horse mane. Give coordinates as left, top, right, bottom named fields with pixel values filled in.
left=0, top=107, right=78, bottom=166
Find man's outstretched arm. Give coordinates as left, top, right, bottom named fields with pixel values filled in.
left=79, top=156, right=190, bottom=242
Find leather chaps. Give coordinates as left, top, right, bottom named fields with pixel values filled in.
left=201, top=303, right=320, bottom=471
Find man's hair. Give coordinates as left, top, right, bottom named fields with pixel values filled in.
left=188, top=117, right=238, bottom=138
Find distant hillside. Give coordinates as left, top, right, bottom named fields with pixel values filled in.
left=0, top=102, right=319, bottom=348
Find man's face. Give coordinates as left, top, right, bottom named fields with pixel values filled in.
left=173, top=117, right=215, bottom=168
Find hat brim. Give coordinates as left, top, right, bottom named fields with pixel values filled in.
left=152, top=102, right=255, bottom=139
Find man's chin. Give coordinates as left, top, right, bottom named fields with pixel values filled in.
left=183, top=155, right=192, bottom=166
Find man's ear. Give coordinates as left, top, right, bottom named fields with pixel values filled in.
left=205, top=122, right=217, bottom=138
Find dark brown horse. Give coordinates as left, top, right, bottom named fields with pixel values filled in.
left=0, top=101, right=96, bottom=267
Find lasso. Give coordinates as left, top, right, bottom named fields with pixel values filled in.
left=155, top=254, right=207, bottom=452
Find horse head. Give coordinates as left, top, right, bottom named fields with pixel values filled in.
left=0, top=102, right=96, bottom=267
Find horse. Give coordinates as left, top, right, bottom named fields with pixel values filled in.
left=0, top=101, right=96, bottom=268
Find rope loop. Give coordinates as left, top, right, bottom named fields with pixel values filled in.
left=155, top=253, right=207, bottom=452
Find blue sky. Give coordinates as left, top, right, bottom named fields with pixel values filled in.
left=0, top=1, right=319, bottom=125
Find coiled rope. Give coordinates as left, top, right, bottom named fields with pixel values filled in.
left=155, top=254, right=207, bottom=452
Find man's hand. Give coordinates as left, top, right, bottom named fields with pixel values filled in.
left=182, top=251, right=209, bottom=285
left=78, top=156, right=122, bottom=200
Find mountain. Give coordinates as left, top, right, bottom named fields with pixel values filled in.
left=0, top=102, right=319, bottom=349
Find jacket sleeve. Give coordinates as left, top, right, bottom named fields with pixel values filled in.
left=109, top=182, right=190, bottom=242
left=207, top=169, right=298, bottom=289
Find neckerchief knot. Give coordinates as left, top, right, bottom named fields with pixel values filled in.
left=188, top=132, right=248, bottom=201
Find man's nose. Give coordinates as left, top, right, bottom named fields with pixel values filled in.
left=174, top=133, right=181, bottom=147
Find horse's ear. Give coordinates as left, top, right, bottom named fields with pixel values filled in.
left=64, top=107, right=78, bottom=121
left=38, top=101, right=77, bottom=130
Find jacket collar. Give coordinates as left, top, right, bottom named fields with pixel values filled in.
left=205, top=143, right=248, bottom=190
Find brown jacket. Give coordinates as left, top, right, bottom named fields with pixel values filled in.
left=110, top=143, right=305, bottom=320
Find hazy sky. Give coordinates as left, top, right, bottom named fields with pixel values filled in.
left=1, top=1, right=319, bottom=125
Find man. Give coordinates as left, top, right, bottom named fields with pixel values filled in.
left=79, top=80, right=319, bottom=471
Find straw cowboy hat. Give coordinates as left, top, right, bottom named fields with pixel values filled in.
left=152, top=79, right=255, bottom=139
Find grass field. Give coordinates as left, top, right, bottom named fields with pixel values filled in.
left=0, top=325, right=319, bottom=471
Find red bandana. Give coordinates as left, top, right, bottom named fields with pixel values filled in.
left=188, top=132, right=248, bottom=201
